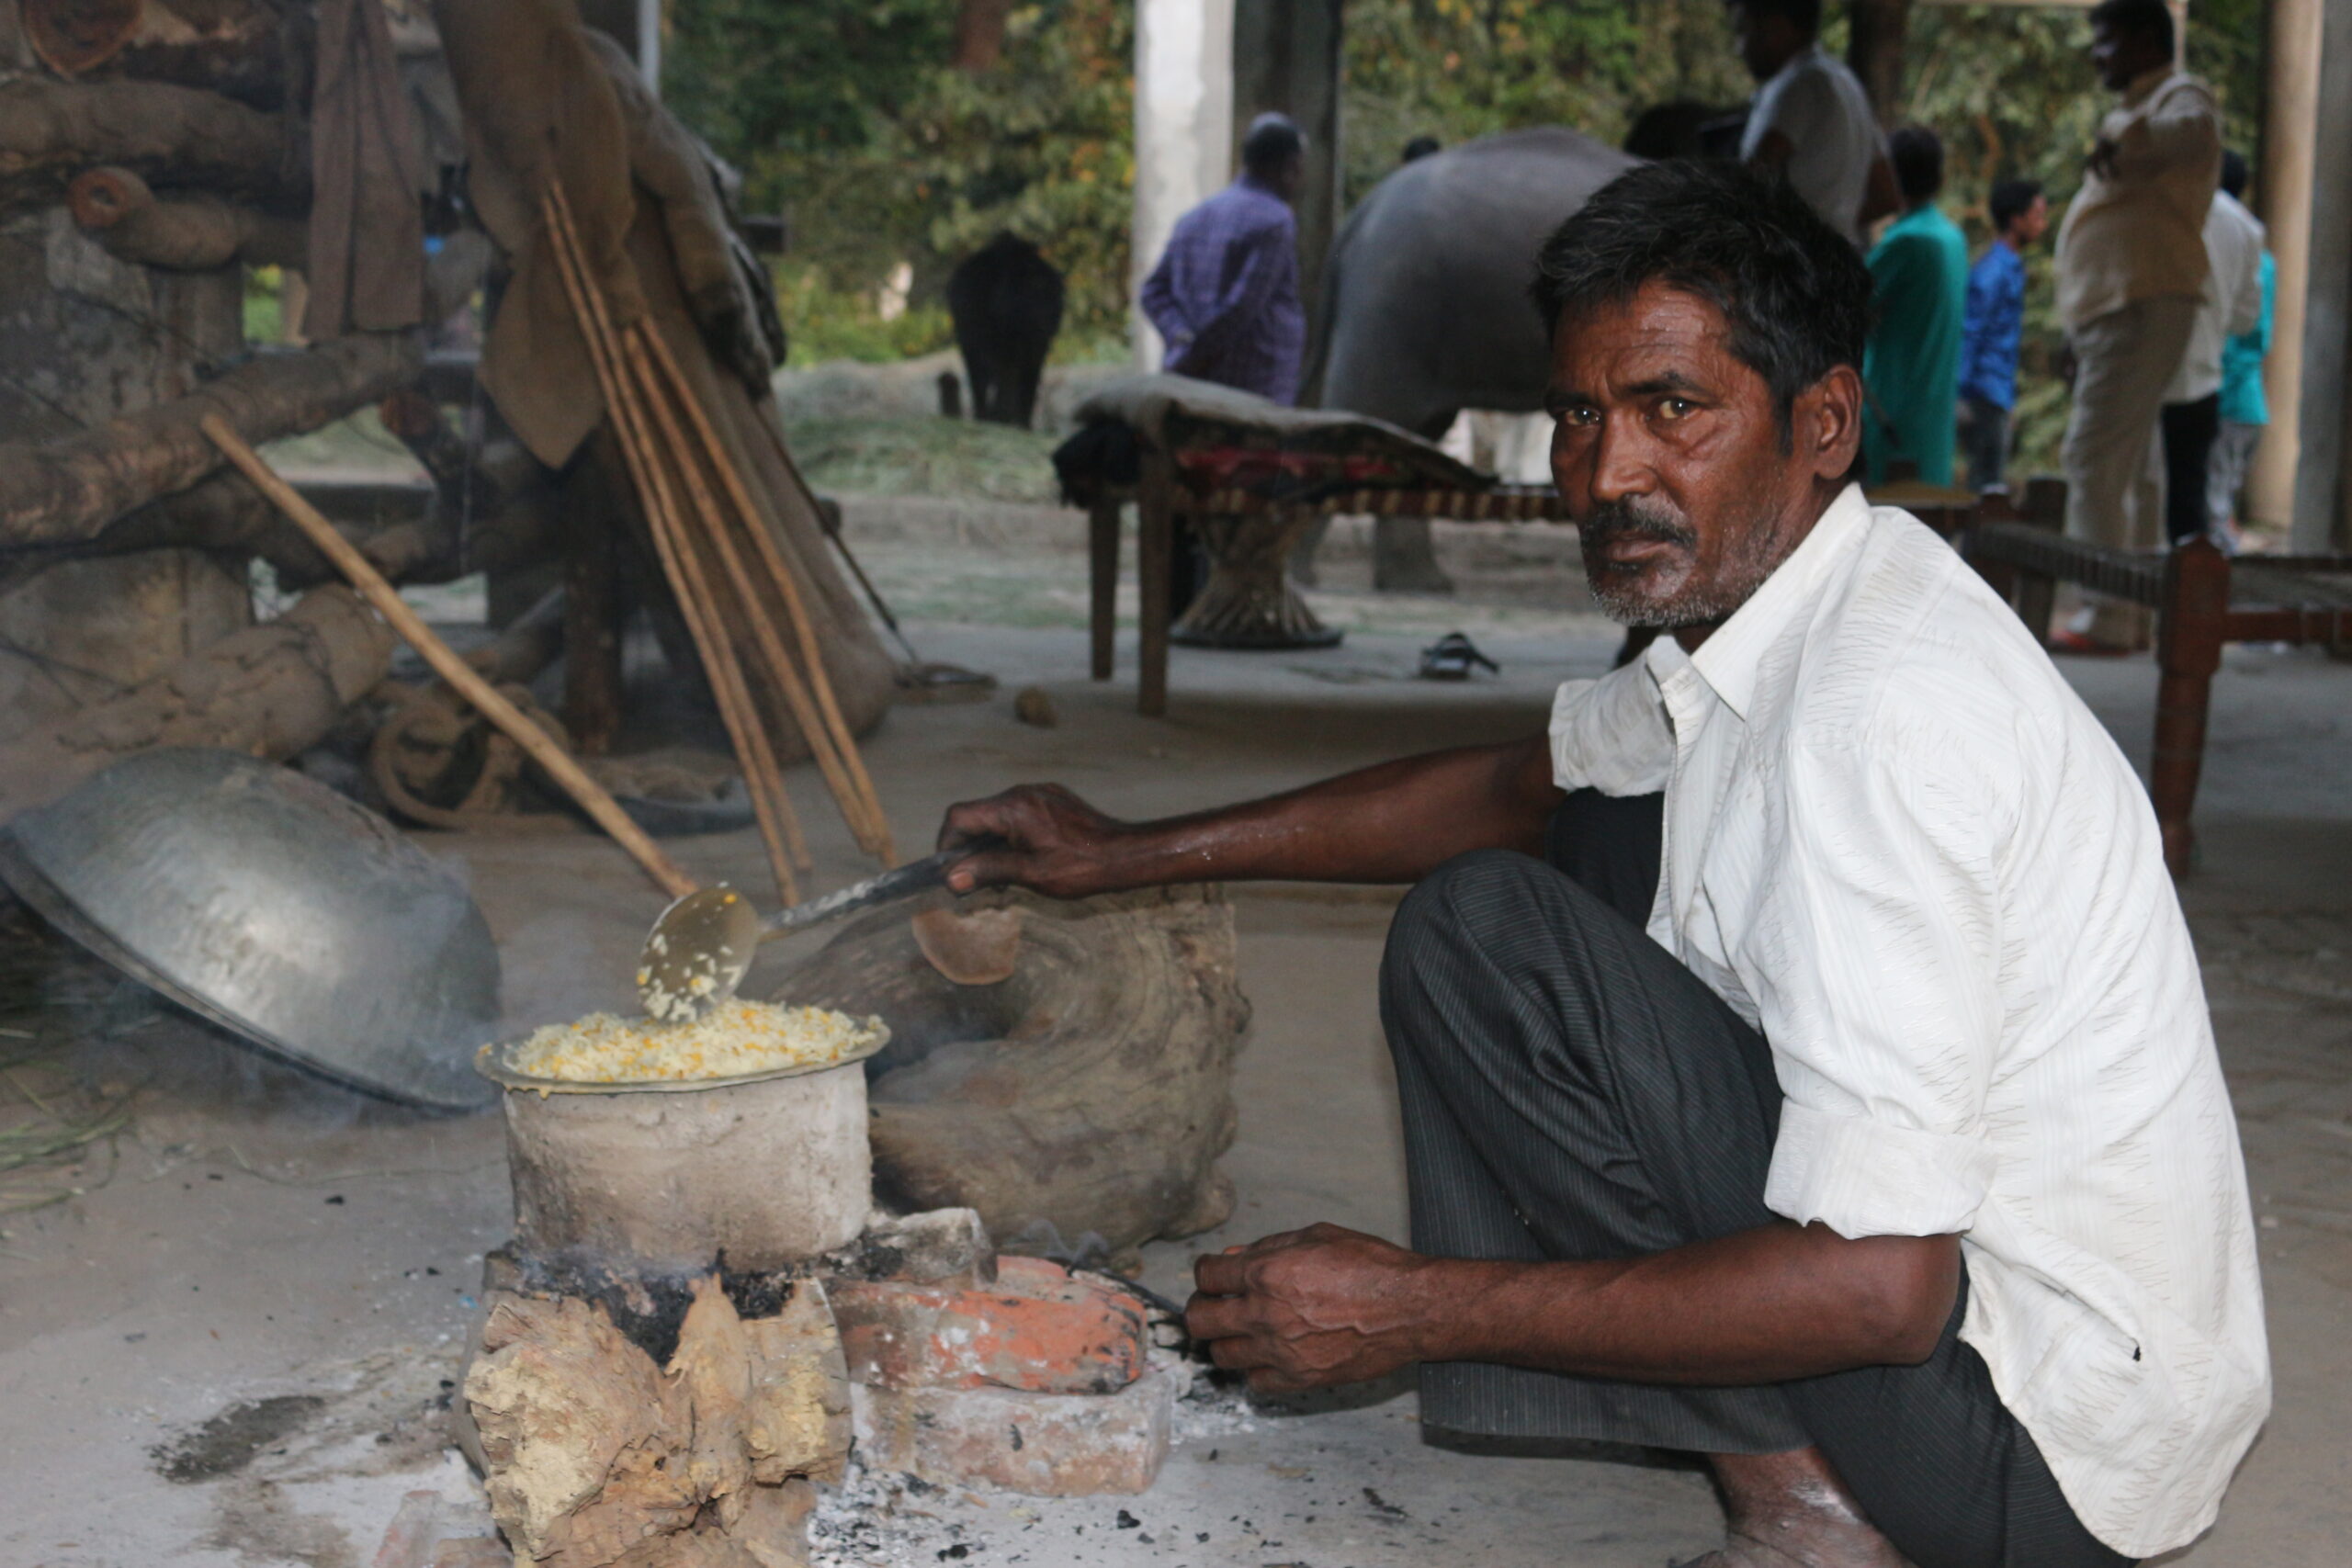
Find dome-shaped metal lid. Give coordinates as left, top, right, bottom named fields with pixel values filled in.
left=0, top=749, right=502, bottom=1110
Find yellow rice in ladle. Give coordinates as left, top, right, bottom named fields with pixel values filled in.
left=510, top=1001, right=884, bottom=1084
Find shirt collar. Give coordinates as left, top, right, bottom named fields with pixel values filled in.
left=1645, top=484, right=1872, bottom=722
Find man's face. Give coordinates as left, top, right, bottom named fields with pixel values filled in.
left=2015, top=194, right=2051, bottom=244
left=1545, top=282, right=1853, bottom=632
left=2091, top=20, right=2164, bottom=90
left=1730, top=5, right=1799, bottom=83
left=1268, top=153, right=1307, bottom=204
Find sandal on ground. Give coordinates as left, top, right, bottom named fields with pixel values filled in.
left=1419, top=631, right=1500, bottom=681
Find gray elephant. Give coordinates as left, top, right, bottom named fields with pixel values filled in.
left=1298, top=127, right=1639, bottom=591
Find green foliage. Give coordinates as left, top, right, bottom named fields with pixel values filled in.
left=243, top=264, right=285, bottom=343
left=774, top=267, right=954, bottom=366
left=1340, top=0, right=1749, bottom=205
left=669, top=0, right=1135, bottom=353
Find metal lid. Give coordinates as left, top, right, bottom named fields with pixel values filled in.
left=0, top=749, right=503, bottom=1111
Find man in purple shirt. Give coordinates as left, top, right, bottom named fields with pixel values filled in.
left=1141, top=114, right=1308, bottom=404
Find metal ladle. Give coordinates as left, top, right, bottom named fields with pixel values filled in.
left=638, top=840, right=1012, bottom=1022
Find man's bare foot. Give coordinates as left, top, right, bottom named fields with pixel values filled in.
left=1670, top=1449, right=1914, bottom=1568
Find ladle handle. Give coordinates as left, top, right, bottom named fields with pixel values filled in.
left=203, top=416, right=700, bottom=899
left=756, top=838, right=1007, bottom=941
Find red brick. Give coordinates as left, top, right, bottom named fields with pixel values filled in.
left=828, top=1259, right=1148, bottom=1395
left=848, top=1359, right=1179, bottom=1496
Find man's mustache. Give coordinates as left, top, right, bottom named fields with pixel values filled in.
left=1579, top=500, right=1699, bottom=552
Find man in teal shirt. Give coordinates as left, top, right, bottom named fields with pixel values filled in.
left=2208, top=151, right=2273, bottom=544
left=1862, top=127, right=1969, bottom=484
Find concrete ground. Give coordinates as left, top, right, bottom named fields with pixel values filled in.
left=0, top=504, right=2346, bottom=1568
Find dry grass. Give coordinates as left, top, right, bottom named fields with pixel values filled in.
left=0, top=911, right=142, bottom=1220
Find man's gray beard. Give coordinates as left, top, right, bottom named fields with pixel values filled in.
left=1581, top=497, right=1791, bottom=630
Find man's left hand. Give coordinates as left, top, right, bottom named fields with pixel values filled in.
left=1184, top=1223, right=1442, bottom=1394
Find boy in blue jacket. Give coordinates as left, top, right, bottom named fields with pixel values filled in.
left=1958, top=178, right=2047, bottom=494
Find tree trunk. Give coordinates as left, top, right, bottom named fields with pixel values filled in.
left=1846, top=0, right=1910, bottom=125
left=952, top=0, right=1014, bottom=73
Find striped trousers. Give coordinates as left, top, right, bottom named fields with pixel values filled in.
left=1377, top=791, right=2131, bottom=1568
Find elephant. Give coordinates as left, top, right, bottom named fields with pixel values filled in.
left=946, top=232, right=1067, bottom=428
left=1297, top=126, right=1640, bottom=590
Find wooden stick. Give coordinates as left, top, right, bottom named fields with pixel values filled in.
left=538, top=190, right=809, bottom=890
left=619, top=328, right=879, bottom=855
left=635, top=322, right=898, bottom=862
left=200, top=414, right=700, bottom=901
left=537, top=186, right=807, bottom=900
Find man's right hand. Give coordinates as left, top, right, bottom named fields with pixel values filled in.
left=938, top=784, right=1138, bottom=898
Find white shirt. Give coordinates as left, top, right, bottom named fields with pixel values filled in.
left=1547, top=488, right=2268, bottom=1559
left=1739, top=43, right=1885, bottom=246
left=2165, top=191, right=2267, bottom=404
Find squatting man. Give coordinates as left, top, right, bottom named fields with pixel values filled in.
left=938, top=163, right=2267, bottom=1568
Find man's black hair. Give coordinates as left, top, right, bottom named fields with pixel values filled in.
left=1401, top=135, right=1442, bottom=164
left=1727, top=0, right=1822, bottom=39
left=1889, top=126, right=1944, bottom=205
left=2220, top=149, right=2249, bottom=200
left=2089, top=0, right=2174, bottom=58
left=1242, top=113, right=1306, bottom=176
left=1530, top=160, right=1870, bottom=438
left=1988, top=177, right=2042, bottom=233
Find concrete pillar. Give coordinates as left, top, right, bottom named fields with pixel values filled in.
left=1131, top=0, right=1236, bottom=369
left=1231, top=0, right=1343, bottom=331
left=2290, top=0, right=2352, bottom=549
left=2245, top=0, right=2321, bottom=530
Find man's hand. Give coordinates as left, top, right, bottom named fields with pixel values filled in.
left=938, top=784, right=1136, bottom=897
left=1184, top=1224, right=1439, bottom=1394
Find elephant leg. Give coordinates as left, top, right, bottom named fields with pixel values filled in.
left=1011, top=358, right=1044, bottom=429
left=1373, top=516, right=1455, bottom=594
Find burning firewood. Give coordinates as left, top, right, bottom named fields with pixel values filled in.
left=464, top=1276, right=849, bottom=1568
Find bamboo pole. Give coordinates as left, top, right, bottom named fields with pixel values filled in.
left=619, top=327, right=884, bottom=856
left=199, top=414, right=700, bottom=901
left=634, top=325, right=897, bottom=860
left=537, top=187, right=807, bottom=899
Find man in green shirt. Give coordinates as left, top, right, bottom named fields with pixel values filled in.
left=1862, top=127, right=1969, bottom=485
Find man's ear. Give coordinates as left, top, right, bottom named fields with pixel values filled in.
left=1797, top=366, right=1864, bottom=480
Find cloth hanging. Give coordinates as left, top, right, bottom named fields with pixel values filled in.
left=305, top=0, right=427, bottom=337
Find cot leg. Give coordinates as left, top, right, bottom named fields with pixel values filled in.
left=2017, top=571, right=2057, bottom=649
left=2152, top=537, right=2230, bottom=877
left=1088, top=501, right=1120, bottom=681
left=1137, top=493, right=1173, bottom=717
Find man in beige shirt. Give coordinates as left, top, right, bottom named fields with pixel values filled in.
left=2052, top=0, right=2220, bottom=650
